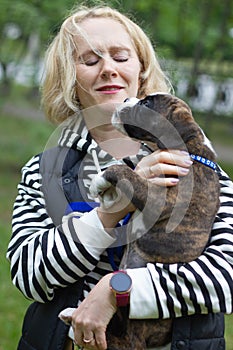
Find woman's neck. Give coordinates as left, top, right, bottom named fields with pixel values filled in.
left=82, top=106, right=140, bottom=159
left=91, top=126, right=140, bottom=159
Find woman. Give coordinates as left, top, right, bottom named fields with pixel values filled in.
left=7, top=5, right=233, bottom=350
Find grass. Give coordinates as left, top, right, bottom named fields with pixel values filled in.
left=1, top=94, right=233, bottom=349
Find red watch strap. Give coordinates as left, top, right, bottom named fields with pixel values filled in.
left=110, top=271, right=132, bottom=307
left=116, top=292, right=130, bottom=307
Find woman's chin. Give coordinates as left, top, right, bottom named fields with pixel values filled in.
left=82, top=102, right=123, bottom=128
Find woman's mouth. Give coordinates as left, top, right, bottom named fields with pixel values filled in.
left=96, top=85, right=124, bottom=94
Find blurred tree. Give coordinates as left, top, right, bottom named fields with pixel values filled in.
left=0, top=0, right=37, bottom=94
left=0, top=0, right=75, bottom=94
left=124, top=0, right=233, bottom=63
left=0, top=0, right=232, bottom=95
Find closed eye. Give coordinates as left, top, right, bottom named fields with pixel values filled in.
left=112, top=49, right=130, bottom=62
left=114, top=56, right=129, bottom=62
left=79, top=51, right=101, bottom=66
left=84, top=58, right=99, bottom=66
left=80, top=57, right=99, bottom=66
left=79, top=48, right=131, bottom=66
left=82, top=56, right=128, bottom=66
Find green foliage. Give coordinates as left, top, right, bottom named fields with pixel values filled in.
left=114, top=0, right=233, bottom=61
left=1, top=0, right=232, bottom=63
left=0, top=0, right=77, bottom=90
left=0, top=0, right=232, bottom=96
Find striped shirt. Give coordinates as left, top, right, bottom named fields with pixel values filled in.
left=6, top=118, right=233, bottom=319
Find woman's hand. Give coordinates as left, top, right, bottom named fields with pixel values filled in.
left=96, top=149, right=192, bottom=230
left=135, top=149, right=193, bottom=186
left=71, top=273, right=116, bottom=350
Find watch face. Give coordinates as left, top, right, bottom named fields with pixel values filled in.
left=110, top=272, right=132, bottom=293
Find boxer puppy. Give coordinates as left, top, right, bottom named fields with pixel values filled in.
left=60, top=94, right=220, bottom=349
left=89, top=93, right=220, bottom=349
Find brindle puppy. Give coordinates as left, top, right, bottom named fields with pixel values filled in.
left=90, top=93, right=220, bottom=349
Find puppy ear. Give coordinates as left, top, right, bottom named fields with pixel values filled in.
left=166, top=104, right=201, bottom=147
left=143, top=94, right=200, bottom=150
left=156, top=135, right=186, bottom=150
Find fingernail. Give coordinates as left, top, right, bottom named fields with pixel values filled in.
left=184, top=159, right=193, bottom=165
left=180, top=150, right=189, bottom=155
left=181, top=167, right=189, bottom=173
left=171, top=178, right=179, bottom=184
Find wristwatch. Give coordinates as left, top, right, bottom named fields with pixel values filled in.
left=110, top=270, right=132, bottom=307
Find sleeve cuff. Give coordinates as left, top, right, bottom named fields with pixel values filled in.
left=71, top=208, right=116, bottom=256
left=127, top=267, right=158, bottom=319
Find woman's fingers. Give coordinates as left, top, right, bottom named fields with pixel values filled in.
left=71, top=274, right=116, bottom=350
left=136, top=149, right=192, bottom=170
left=150, top=163, right=190, bottom=177
left=82, top=331, right=95, bottom=345
left=150, top=176, right=180, bottom=187
left=136, top=149, right=193, bottom=184
left=94, top=329, right=108, bottom=350
left=72, top=320, right=108, bottom=350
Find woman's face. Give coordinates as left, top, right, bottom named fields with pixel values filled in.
left=75, top=17, right=141, bottom=111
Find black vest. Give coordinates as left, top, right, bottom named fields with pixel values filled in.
left=17, top=146, right=225, bottom=350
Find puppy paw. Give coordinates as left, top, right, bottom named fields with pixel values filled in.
left=90, top=172, right=120, bottom=209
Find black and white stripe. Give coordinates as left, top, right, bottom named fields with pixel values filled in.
left=6, top=119, right=233, bottom=318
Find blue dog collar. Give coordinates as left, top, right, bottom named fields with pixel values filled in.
left=190, top=154, right=217, bottom=170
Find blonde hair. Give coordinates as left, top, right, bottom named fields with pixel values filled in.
left=41, top=5, right=171, bottom=124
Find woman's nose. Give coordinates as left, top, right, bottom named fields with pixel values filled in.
left=100, top=58, right=118, bottom=80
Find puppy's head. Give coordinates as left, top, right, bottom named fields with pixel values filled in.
left=112, top=93, right=201, bottom=150
left=112, top=97, right=139, bottom=135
